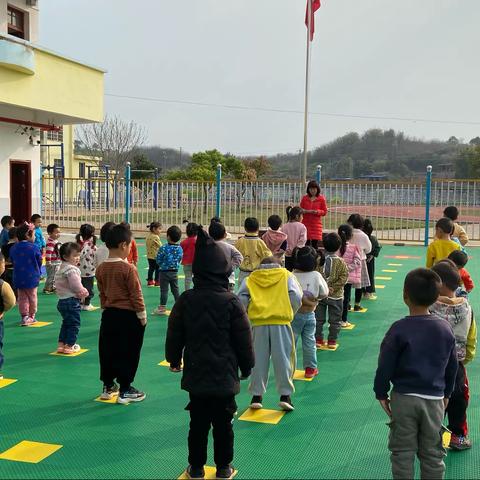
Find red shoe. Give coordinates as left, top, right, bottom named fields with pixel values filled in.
left=316, top=339, right=326, bottom=348
left=304, top=367, right=318, bottom=379
left=147, top=280, right=155, bottom=287
left=327, top=340, right=337, bottom=349
left=154, top=281, right=160, bottom=287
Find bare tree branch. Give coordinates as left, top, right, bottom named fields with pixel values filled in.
left=76, top=115, right=147, bottom=173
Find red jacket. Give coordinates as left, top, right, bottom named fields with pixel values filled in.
left=181, top=236, right=197, bottom=265
left=300, top=194, right=328, bottom=241
left=460, top=268, right=474, bottom=292
left=127, top=239, right=138, bottom=264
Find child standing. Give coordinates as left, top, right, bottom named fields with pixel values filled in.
left=96, top=224, right=147, bottom=404
left=316, top=233, right=349, bottom=346
left=374, top=268, right=458, bottom=480
left=10, top=223, right=42, bottom=325
left=146, top=221, right=162, bottom=287
left=166, top=228, right=254, bottom=479
left=426, top=218, right=461, bottom=268
left=442, top=206, right=468, bottom=246
left=209, top=221, right=243, bottom=291
left=180, top=222, right=199, bottom=291
left=76, top=224, right=97, bottom=311
left=55, top=243, right=89, bottom=354
left=430, top=260, right=477, bottom=450
left=363, top=218, right=381, bottom=300
left=282, top=207, right=307, bottom=272
left=1, top=227, right=17, bottom=289
left=95, top=222, right=116, bottom=268
left=347, top=214, right=371, bottom=310
left=31, top=214, right=46, bottom=279
left=292, top=247, right=328, bottom=378
left=122, top=223, right=138, bottom=266
left=448, top=250, right=474, bottom=296
left=338, top=224, right=362, bottom=326
left=238, top=256, right=303, bottom=411
left=235, top=217, right=272, bottom=286
left=153, top=225, right=183, bottom=315
left=44, top=223, right=61, bottom=294
left=261, top=215, right=288, bottom=263
left=0, top=255, right=16, bottom=379
left=0, top=216, right=14, bottom=248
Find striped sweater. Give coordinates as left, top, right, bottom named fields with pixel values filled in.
left=45, top=237, right=61, bottom=264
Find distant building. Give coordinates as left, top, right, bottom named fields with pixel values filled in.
left=358, top=172, right=389, bottom=181
left=436, top=163, right=455, bottom=179
left=0, top=0, right=104, bottom=222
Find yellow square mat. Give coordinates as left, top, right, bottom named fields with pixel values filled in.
left=24, top=322, right=52, bottom=328
left=293, top=369, right=315, bottom=382
left=375, top=276, right=392, bottom=281
left=49, top=349, right=89, bottom=357
left=0, top=378, right=18, bottom=389
left=341, top=323, right=356, bottom=330
left=376, top=285, right=386, bottom=289
left=238, top=408, right=285, bottom=424
left=0, top=440, right=62, bottom=464
left=382, top=269, right=398, bottom=273
left=317, top=343, right=339, bottom=351
left=178, top=465, right=238, bottom=479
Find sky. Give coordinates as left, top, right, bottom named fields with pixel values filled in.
left=41, top=0, right=480, bottom=156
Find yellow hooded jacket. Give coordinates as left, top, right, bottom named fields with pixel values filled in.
left=244, top=267, right=299, bottom=326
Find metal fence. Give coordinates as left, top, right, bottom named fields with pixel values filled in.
left=41, top=172, right=480, bottom=242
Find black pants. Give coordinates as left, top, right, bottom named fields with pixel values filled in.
left=81, top=276, right=95, bottom=306
left=186, top=394, right=237, bottom=468
left=99, top=308, right=145, bottom=392
left=365, top=258, right=375, bottom=293
left=447, top=362, right=469, bottom=436
left=147, top=259, right=159, bottom=282
left=342, top=284, right=363, bottom=321
left=306, top=239, right=322, bottom=250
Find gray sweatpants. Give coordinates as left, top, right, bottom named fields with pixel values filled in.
left=389, top=392, right=446, bottom=480
left=45, top=263, right=60, bottom=291
left=237, top=270, right=251, bottom=290
left=183, top=264, right=193, bottom=291
left=249, top=325, right=296, bottom=397
left=316, top=297, right=343, bottom=341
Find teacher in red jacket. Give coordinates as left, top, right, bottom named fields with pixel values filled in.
left=299, top=180, right=328, bottom=249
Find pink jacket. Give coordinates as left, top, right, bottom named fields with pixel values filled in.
left=262, top=229, right=288, bottom=254
left=340, top=243, right=362, bottom=285
left=281, top=222, right=307, bottom=257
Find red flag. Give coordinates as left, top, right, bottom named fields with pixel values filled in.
left=305, top=0, right=321, bottom=41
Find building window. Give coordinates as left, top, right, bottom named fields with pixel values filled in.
left=53, top=159, right=63, bottom=178
left=78, top=162, right=85, bottom=178
left=47, top=129, right=64, bottom=142
left=7, top=5, right=26, bottom=39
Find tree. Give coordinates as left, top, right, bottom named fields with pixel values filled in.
left=131, top=154, right=157, bottom=179
left=77, top=115, right=147, bottom=173
left=469, top=137, right=480, bottom=146
left=167, top=150, right=244, bottom=181
left=242, top=156, right=271, bottom=180
left=456, top=145, right=480, bottom=178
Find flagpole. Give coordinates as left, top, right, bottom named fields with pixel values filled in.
left=302, top=0, right=312, bottom=183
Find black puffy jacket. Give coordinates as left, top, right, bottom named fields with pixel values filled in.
left=165, top=284, right=255, bottom=397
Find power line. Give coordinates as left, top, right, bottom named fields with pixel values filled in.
left=105, top=92, right=480, bottom=127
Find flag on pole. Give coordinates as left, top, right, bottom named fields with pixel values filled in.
left=305, top=0, right=321, bottom=41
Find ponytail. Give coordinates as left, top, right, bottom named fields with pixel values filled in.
left=338, top=224, right=353, bottom=257
left=286, top=206, right=303, bottom=222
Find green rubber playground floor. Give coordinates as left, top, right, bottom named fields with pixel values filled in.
left=0, top=245, right=479, bottom=479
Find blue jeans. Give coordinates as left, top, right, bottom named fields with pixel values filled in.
left=291, top=311, right=317, bottom=370
left=0, top=320, right=4, bottom=371
left=57, top=297, right=81, bottom=345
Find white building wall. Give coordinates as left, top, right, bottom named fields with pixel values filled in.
left=0, top=0, right=39, bottom=42
left=0, top=122, right=41, bottom=216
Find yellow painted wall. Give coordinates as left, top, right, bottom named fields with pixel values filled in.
left=0, top=48, right=104, bottom=122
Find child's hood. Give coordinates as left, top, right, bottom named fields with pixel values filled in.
left=437, top=295, right=466, bottom=306
left=264, top=229, right=287, bottom=243
left=248, top=266, right=290, bottom=289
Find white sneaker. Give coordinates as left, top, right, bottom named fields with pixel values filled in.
left=82, top=304, right=95, bottom=311
left=152, top=307, right=167, bottom=315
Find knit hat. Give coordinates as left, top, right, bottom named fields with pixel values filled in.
left=294, top=246, right=317, bottom=272
left=192, top=227, right=232, bottom=288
